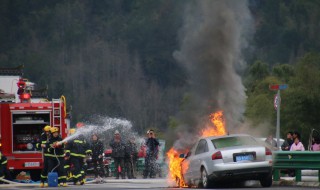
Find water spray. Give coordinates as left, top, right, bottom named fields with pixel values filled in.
left=60, top=117, right=133, bottom=144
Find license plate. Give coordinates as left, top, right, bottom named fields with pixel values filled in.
left=236, top=154, right=254, bottom=162
left=25, top=162, right=40, bottom=167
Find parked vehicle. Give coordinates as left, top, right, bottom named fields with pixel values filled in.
left=0, top=66, right=69, bottom=181
left=255, top=137, right=285, bottom=151
left=180, top=134, right=273, bottom=188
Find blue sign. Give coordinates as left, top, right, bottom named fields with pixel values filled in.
left=278, top=84, right=288, bottom=90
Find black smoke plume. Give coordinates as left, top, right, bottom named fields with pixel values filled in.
left=172, top=0, right=253, bottom=150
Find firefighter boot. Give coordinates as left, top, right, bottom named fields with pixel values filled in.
left=74, top=181, right=80, bottom=185
left=40, top=182, right=44, bottom=188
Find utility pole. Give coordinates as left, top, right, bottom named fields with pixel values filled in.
left=269, top=84, right=287, bottom=147
left=276, top=90, right=280, bottom=148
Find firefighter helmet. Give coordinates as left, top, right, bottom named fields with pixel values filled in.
left=76, top=122, right=84, bottom=128
left=50, top=127, right=59, bottom=133
left=69, top=128, right=76, bottom=135
left=44, top=125, right=51, bottom=132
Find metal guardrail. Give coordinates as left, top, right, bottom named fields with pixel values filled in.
left=273, top=151, right=320, bottom=182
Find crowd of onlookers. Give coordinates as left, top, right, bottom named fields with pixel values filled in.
left=265, top=131, right=320, bottom=177
left=265, top=131, right=320, bottom=151
left=109, top=129, right=160, bottom=179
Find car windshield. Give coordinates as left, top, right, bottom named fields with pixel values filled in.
left=211, top=136, right=257, bottom=149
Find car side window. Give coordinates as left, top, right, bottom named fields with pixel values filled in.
left=195, top=139, right=208, bottom=155
left=204, top=141, right=209, bottom=152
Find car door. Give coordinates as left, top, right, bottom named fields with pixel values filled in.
left=191, top=139, right=209, bottom=180
left=183, top=141, right=198, bottom=181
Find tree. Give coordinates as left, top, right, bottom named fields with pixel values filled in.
left=281, top=53, right=320, bottom=144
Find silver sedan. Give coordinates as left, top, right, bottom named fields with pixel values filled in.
left=181, top=134, right=273, bottom=188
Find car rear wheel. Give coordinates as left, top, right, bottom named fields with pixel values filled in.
left=260, top=173, right=272, bottom=187
left=200, top=168, right=210, bottom=188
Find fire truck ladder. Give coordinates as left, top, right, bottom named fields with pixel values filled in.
left=52, top=99, right=62, bottom=128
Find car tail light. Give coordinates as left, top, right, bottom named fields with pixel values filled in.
left=265, top=147, right=272, bottom=155
left=212, top=151, right=223, bottom=160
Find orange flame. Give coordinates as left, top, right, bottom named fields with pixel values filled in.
left=201, top=110, right=227, bottom=137
left=167, top=148, right=189, bottom=187
left=167, top=111, right=226, bottom=187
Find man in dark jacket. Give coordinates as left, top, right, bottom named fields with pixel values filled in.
left=90, top=133, right=105, bottom=180
left=47, top=127, right=67, bottom=187
left=0, top=151, right=7, bottom=180
left=143, top=129, right=159, bottom=178
left=124, top=137, right=138, bottom=179
left=109, top=130, right=125, bottom=179
left=65, top=133, right=92, bottom=185
left=281, top=132, right=294, bottom=151
left=37, top=125, right=51, bottom=188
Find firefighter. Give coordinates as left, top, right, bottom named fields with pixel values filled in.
left=89, top=133, right=105, bottom=181
left=124, top=136, right=138, bottom=179
left=109, top=130, right=125, bottom=179
left=64, top=128, right=76, bottom=182
left=76, top=122, right=88, bottom=181
left=47, top=127, right=67, bottom=187
left=65, top=128, right=92, bottom=185
left=0, top=151, right=7, bottom=180
left=38, top=125, right=51, bottom=188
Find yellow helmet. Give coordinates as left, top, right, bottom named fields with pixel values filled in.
left=44, top=125, right=51, bottom=132
left=69, top=128, right=76, bottom=135
left=50, top=127, right=59, bottom=133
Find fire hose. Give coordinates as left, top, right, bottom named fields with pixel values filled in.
left=0, top=174, right=39, bottom=187
left=51, top=143, right=60, bottom=173
left=0, top=143, right=61, bottom=186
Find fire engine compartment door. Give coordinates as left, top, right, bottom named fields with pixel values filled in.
left=11, top=111, right=50, bottom=153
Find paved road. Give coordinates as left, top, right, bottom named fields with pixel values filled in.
left=0, top=179, right=319, bottom=190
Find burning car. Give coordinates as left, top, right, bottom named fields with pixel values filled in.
left=179, top=134, right=273, bottom=188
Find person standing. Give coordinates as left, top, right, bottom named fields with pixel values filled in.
left=47, top=127, right=67, bottom=187
left=64, top=128, right=76, bottom=182
left=65, top=133, right=92, bottom=185
left=290, top=136, right=305, bottom=151
left=125, top=137, right=138, bottom=179
left=292, top=131, right=301, bottom=140
left=37, top=125, right=51, bottom=188
left=90, top=133, right=105, bottom=181
left=281, top=132, right=294, bottom=151
left=109, top=130, right=125, bottom=179
left=265, top=134, right=277, bottom=150
left=0, top=151, right=7, bottom=180
left=311, top=137, right=320, bottom=151
left=143, top=129, right=159, bottom=178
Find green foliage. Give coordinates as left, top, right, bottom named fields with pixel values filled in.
left=272, top=64, right=294, bottom=83
left=254, top=0, right=320, bottom=64
left=246, top=53, right=320, bottom=145
left=1, top=0, right=320, bottom=140
left=245, top=60, right=270, bottom=94
left=281, top=53, right=320, bottom=142
left=245, top=76, right=281, bottom=126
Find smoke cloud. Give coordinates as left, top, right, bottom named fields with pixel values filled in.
left=172, top=0, right=253, bottom=149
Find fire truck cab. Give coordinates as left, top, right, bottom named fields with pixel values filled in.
left=0, top=66, right=69, bottom=180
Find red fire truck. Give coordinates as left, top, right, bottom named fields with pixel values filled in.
left=0, top=66, right=69, bottom=180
